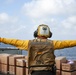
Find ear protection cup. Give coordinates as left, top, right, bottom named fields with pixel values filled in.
left=49, top=31, right=52, bottom=38
left=34, top=30, right=52, bottom=38
left=33, top=30, right=38, bottom=38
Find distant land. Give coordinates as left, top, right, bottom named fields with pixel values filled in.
left=0, top=43, right=27, bottom=55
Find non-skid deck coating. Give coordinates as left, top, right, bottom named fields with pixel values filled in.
left=0, top=72, right=14, bottom=75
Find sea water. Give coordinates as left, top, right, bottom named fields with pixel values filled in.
left=54, top=47, right=76, bottom=60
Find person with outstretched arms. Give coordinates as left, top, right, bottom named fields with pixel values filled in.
left=0, top=24, right=76, bottom=75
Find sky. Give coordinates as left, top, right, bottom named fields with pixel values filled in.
left=0, top=0, right=76, bottom=40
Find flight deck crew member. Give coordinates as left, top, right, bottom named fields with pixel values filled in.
left=0, top=24, right=76, bottom=75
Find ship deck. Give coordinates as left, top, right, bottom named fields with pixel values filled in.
left=0, top=73, right=9, bottom=75
left=0, top=72, right=13, bottom=75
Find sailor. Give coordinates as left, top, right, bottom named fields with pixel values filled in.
left=0, top=24, right=76, bottom=75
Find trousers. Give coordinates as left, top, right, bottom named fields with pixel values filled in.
left=31, top=70, right=56, bottom=75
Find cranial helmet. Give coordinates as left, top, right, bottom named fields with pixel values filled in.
left=34, top=24, right=52, bottom=38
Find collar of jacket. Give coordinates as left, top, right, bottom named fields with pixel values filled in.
left=37, top=36, right=47, bottom=39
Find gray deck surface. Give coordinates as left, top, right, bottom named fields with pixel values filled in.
left=0, top=73, right=14, bottom=75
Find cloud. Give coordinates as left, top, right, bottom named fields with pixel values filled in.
left=22, top=0, right=76, bottom=19
left=62, top=16, right=76, bottom=29
left=0, top=12, right=27, bottom=38
left=0, top=13, right=9, bottom=24
left=0, top=13, right=18, bottom=24
left=9, top=25, right=26, bottom=34
left=22, top=0, right=76, bottom=30
left=5, top=0, right=15, bottom=4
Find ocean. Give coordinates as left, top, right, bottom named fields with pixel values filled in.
left=22, top=47, right=76, bottom=60
left=54, top=47, right=76, bottom=60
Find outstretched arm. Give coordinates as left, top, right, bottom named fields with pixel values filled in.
left=0, top=37, right=29, bottom=50
left=53, top=40, right=76, bottom=50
